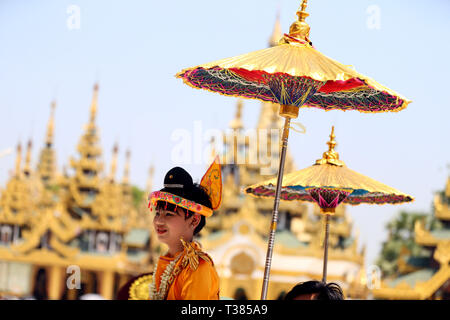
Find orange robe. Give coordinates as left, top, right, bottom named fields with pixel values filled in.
left=153, top=245, right=220, bottom=300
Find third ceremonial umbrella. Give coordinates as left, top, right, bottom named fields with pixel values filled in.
left=176, top=0, right=411, bottom=299
left=245, top=126, right=414, bottom=283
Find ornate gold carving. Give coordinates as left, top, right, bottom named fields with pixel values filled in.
left=129, top=274, right=152, bottom=300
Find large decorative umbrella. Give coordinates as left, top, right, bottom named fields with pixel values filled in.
left=176, top=0, right=411, bottom=299
left=245, top=126, right=413, bottom=283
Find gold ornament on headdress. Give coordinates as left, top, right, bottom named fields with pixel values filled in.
left=200, top=155, right=222, bottom=210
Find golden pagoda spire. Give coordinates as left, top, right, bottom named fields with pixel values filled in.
left=90, top=83, right=99, bottom=125
left=145, top=165, right=155, bottom=193
left=122, top=149, right=131, bottom=185
left=315, top=126, right=345, bottom=166
left=14, top=142, right=22, bottom=178
left=23, top=140, right=32, bottom=176
left=37, top=102, right=58, bottom=186
left=269, top=9, right=282, bottom=47
left=46, top=101, right=56, bottom=146
left=109, top=143, right=119, bottom=182
left=67, top=83, right=103, bottom=212
left=229, top=99, right=244, bottom=131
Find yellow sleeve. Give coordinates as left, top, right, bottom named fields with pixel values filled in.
left=180, top=260, right=220, bottom=300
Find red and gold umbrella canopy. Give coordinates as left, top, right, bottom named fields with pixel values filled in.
left=245, top=127, right=413, bottom=207
left=245, top=127, right=413, bottom=282
left=177, top=4, right=410, bottom=114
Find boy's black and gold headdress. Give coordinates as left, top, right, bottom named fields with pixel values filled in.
left=148, top=156, right=222, bottom=217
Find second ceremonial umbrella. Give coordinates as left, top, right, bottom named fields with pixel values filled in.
left=245, top=126, right=414, bottom=283
left=176, top=0, right=411, bottom=299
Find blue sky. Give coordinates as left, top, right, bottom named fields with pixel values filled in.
left=1, top=0, right=449, bottom=267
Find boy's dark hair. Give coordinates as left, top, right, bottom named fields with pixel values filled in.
left=156, top=183, right=209, bottom=235
left=284, top=281, right=344, bottom=300
left=156, top=167, right=212, bottom=235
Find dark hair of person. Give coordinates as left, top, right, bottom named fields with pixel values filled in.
left=156, top=183, right=210, bottom=235
left=284, top=281, right=344, bottom=300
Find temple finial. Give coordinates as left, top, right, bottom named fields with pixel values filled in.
left=24, top=139, right=32, bottom=176
left=90, top=83, right=99, bottom=124
left=315, top=126, right=345, bottom=166
left=46, top=100, right=56, bottom=146
left=122, top=149, right=131, bottom=185
left=109, top=142, right=118, bottom=182
left=229, top=99, right=244, bottom=130
left=15, top=142, right=22, bottom=178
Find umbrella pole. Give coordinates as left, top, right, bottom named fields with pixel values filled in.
left=321, top=211, right=333, bottom=283
left=260, top=105, right=298, bottom=300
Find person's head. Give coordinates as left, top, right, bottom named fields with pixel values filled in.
left=152, top=167, right=211, bottom=248
left=284, top=281, right=344, bottom=300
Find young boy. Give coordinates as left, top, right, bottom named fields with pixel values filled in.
left=148, top=165, right=220, bottom=300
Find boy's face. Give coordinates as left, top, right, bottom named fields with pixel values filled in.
left=153, top=205, right=199, bottom=248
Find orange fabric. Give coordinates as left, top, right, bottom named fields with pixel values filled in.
left=154, top=253, right=220, bottom=300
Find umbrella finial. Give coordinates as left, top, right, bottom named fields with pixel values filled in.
left=316, top=126, right=345, bottom=166
left=288, top=0, right=311, bottom=41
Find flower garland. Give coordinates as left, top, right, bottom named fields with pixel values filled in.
left=149, top=252, right=183, bottom=300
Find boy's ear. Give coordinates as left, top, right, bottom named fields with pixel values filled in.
left=191, top=213, right=201, bottom=228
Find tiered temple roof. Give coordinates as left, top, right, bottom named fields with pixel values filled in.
left=373, top=177, right=450, bottom=300
left=0, top=84, right=153, bottom=299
